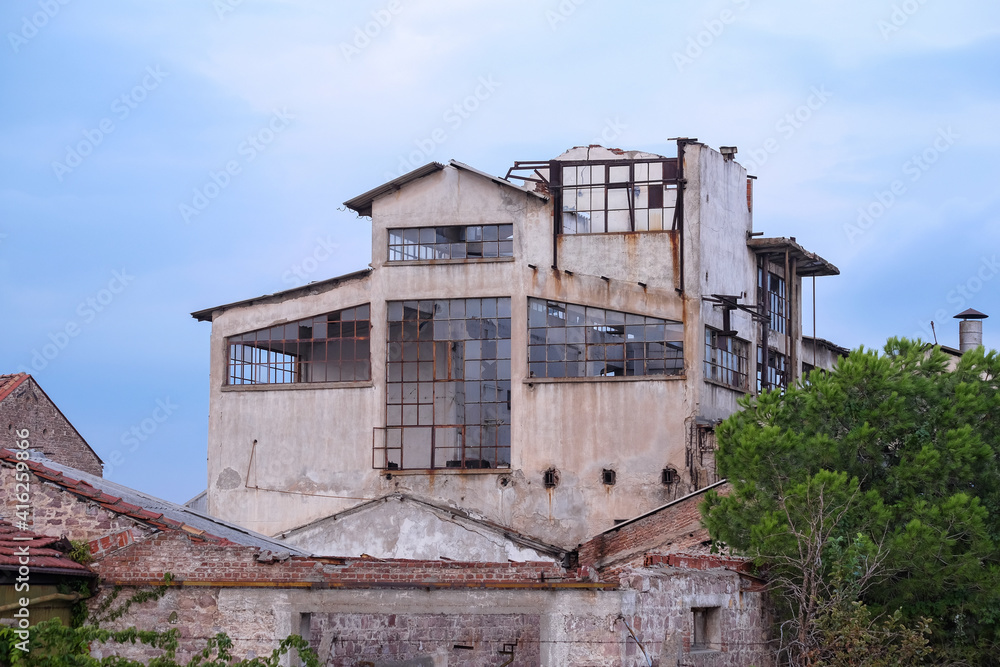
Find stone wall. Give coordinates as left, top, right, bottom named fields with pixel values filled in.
left=1, top=375, right=103, bottom=476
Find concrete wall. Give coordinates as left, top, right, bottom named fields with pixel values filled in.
left=203, top=148, right=823, bottom=551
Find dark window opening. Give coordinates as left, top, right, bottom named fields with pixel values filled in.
left=528, top=298, right=683, bottom=379
left=662, top=467, right=679, bottom=485
left=602, top=469, right=616, bottom=486
left=704, top=328, right=749, bottom=390
left=756, top=346, right=788, bottom=392
left=226, top=305, right=371, bottom=385
left=388, top=225, right=513, bottom=262
left=757, top=265, right=787, bottom=334
left=379, top=298, right=512, bottom=470
left=543, top=468, right=559, bottom=488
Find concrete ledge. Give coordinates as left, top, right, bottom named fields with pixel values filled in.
left=221, top=381, right=374, bottom=393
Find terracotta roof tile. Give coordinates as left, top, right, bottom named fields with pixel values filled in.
left=0, top=519, right=94, bottom=575
left=0, top=373, right=30, bottom=403
left=0, top=449, right=232, bottom=545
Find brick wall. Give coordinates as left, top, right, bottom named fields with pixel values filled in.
left=1, top=376, right=103, bottom=476
left=578, top=484, right=729, bottom=570
left=92, top=530, right=578, bottom=588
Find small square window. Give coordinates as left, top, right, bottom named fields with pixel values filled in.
left=691, top=607, right=721, bottom=652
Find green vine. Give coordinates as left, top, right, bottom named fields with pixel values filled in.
left=89, top=573, right=174, bottom=627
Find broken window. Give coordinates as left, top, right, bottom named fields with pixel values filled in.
left=758, top=265, right=787, bottom=334
left=226, top=305, right=371, bottom=385
left=388, top=225, right=514, bottom=261
left=756, top=346, right=788, bottom=392
left=558, top=160, right=678, bottom=234
left=704, top=328, right=749, bottom=390
left=527, top=298, right=683, bottom=378
left=381, top=298, right=512, bottom=470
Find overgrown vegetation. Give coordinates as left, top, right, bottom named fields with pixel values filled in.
left=703, top=339, right=1000, bottom=665
left=0, top=574, right=320, bottom=666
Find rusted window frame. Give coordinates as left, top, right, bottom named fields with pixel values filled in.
left=553, top=158, right=679, bottom=235
left=226, top=304, right=371, bottom=386
left=756, top=346, right=788, bottom=392
left=387, top=224, right=514, bottom=262
left=704, top=327, right=749, bottom=390
left=528, top=298, right=683, bottom=379
left=757, top=263, right=788, bottom=335
left=378, top=298, right=512, bottom=471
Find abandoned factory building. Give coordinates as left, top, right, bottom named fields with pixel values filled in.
left=192, top=140, right=840, bottom=554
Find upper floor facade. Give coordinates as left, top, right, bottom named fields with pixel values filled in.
left=193, top=141, right=838, bottom=549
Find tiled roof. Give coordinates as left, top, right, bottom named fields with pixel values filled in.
left=0, top=519, right=94, bottom=576
left=0, top=449, right=310, bottom=555
left=0, top=373, right=29, bottom=403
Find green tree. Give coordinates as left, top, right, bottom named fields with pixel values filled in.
left=703, top=339, right=1000, bottom=665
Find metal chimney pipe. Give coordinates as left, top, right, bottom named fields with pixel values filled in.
left=954, top=308, right=988, bottom=353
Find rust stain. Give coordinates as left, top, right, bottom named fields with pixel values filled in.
left=668, top=230, right=680, bottom=289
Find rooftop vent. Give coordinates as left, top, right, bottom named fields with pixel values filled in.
left=954, top=308, right=988, bottom=353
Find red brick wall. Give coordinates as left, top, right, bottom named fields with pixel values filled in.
left=578, top=485, right=730, bottom=569
left=1, top=377, right=103, bottom=476
left=93, top=531, right=577, bottom=588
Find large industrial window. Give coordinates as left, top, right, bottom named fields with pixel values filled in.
left=227, top=305, right=371, bottom=385
left=559, top=161, right=678, bottom=234
left=757, top=346, right=788, bottom=392
left=758, top=266, right=787, bottom=334
left=704, top=328, right=749, bottom=390
left=381, top=298, right=512, bottom=470
left=528, top=298, right=683, bottom=378
left=388, top=225, right=513, bottom=261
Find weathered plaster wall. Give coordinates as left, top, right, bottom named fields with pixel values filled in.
left=280, top=495, right=559, bottom=562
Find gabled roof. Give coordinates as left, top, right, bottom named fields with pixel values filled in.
left=191, top=268, right=372, bottom=323
left=0, top=373, right=104, bottom=466
left=748, top=237, right=840, bottom=277
left=0, top=519, right=95, bottom=577
left=343, top=160, right=547, bottom=217
left=281, top=492, right=569, bottom=563
left=0, top=450, right=310, bottom=555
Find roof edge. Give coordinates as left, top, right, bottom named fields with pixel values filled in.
left=191, top=268, right=372, bottom=323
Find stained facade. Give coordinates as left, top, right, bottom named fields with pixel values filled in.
left=193, top=141, right=839, bottom=549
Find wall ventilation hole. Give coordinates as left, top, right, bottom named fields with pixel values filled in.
left=662, top=467, right=679, bottom=485
left=543, top=468, right=559, bottom=488
left=602, top=469, right=617, bottom=486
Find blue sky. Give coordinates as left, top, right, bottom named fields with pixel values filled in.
left=2, top=1, right=998, bottom=503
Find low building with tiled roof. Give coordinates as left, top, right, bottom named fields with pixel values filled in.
left=0, top=518, right=95, bottom=626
